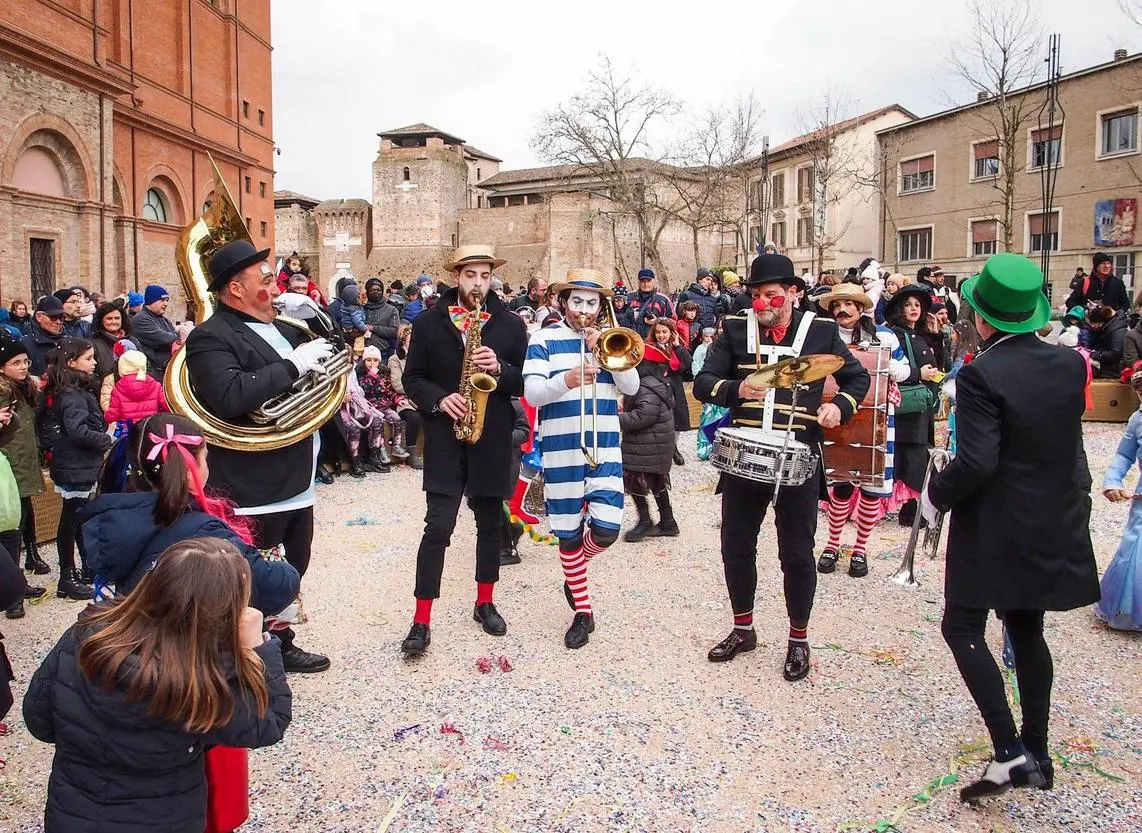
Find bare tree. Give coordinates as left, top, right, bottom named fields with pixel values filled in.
left=531, top=56, right=682, bottom=285
left=949, top=0, right=1044, bottom=251
left=794, top=87, right=865, bottom=274
left=660, top=95, right=762, bottom=270
left=1122, top=0, right=1142, bottom=24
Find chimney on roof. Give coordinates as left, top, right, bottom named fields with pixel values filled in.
left=976, top=91, right=990, bottom=102
left=1115, top=48, right=1129, bottom=61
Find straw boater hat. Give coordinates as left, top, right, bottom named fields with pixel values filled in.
left=444, top=244, right=506, bottom=271
left=549, top=267, right=613, bottom=298
left=817, top=282, right=873, bottom=313
left=959, top=253, right=1050, bottom=334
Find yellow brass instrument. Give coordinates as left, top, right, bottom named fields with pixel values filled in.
left=453, top=305, right=497, bottom=444
left=165, top=157, right=351, bottom=451
left=578, top=298, right=645, bottom=466
left=890, top=448, right=952, bottom=589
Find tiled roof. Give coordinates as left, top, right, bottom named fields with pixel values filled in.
left=273, top=189, right=321, bottom=207
left=464, top=144, right=503, bottom=163
left=378, top=123, right=466, bottom=144
left=762, top=104, right=916, bottom=159
left=478, top=158, right=684, bottom=189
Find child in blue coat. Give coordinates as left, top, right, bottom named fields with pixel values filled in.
left=1099, top=368, right=1142, bottom=631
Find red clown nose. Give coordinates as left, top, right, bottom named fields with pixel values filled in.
left=752, top=295, right=786, bottom=313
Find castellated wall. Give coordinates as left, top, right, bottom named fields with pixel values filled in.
left=274, top=204, right=318, bottom=266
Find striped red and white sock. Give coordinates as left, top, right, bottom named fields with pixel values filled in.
left=788, top=624, right=809, bottom=644
left=853, top=493, right=880, bottom=556
left=582, top=529, right=608, bottom=562
left=825, top=492, right=853, bottom=551
left=733, top=610, right=754, bottom=632
left=560, top=546, right=591, bottom=614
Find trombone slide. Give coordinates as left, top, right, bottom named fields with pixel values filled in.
left=890, top=448, right=952, bottom=589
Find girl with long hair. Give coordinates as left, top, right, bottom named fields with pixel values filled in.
left=36, top=338, right=112, bottom=600
left=23, top=537, right=292, bottom=832
left=649, top=319, right=691, bottom=465
left=77, top=413, right=299, bottom=616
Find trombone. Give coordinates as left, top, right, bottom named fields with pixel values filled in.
left=890, top=448, right=952, bottom=589
left=578, top=299, right=645, bottom=467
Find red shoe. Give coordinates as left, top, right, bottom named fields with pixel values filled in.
left=507, top=476, right=540, bottom=525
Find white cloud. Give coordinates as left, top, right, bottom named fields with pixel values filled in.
left=272, top=0, right=1135, bottom=199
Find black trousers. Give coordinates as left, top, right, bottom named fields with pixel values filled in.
left=720, top=468, right=820, bottom=625
left=941, top=604, right=1053, bottom=757
left=400, top=409, right=422, bottom=446
left=20, top=496, right=36, bottom=555
left=415, top=492, right=502, bottom=599
left=251, top=506, right=314, bottom=577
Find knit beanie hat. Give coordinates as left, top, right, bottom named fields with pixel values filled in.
left=113, top=338, right=137, bottom=358
left=365, top=278, right=384, bottom=292
left=144, top=285, right=169, bottom=305
left=0, top=334, right=29, bottom=367
left=1093, top=252, right=1113, bottom=269
left=118, top=349, right=148, bottom=380
left=127, top=291, right=144, bottom=307
left=361, top=345, right=383, bottom=362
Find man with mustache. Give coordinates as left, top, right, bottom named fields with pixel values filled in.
left=814, top=283, right=911, bottom=578
left=694, top=254, right=869, bottom=681
left=399, top=246, right=528, bottom=657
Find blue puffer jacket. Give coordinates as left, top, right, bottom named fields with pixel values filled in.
left=678, top=283, right=721, bottom=330
left=77, top=492, right=300, bottom=615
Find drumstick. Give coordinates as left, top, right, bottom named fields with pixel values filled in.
left=772, top=403, right=819, bottom=422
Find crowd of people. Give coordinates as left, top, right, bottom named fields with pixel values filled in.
left=0, top=240, right=1138, bottom=830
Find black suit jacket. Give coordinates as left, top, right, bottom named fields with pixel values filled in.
left=693, top=309, right=869, bottom=445
left=928, top=333, right=1099, bottom=611
left=403, top=289, right=527, bottom=497
left=183, top=304, right=310, bottom=507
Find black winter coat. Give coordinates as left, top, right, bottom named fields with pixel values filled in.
left=23, top=618, right=291, bottom=833
left=91, top=329, right=125, bottom=383
left=78, top=492, right=300, bottom=616
left=42, top=388, right=113, bottom=485
left=1065, top=272, right=1130, bottom=312
left=619, top=372, right=675, bottom=474
left=363, top=300, right=401, bottom=352
left=892, top=326, right=940, bottom=446
left=184, top=304, right=310, bottom=507
left=403, top=288, right=528, bottom=497
left=928, top=333, right=1100, bottom=611
left=1090, top=311, right=1129, bottom=378
left=131, top=307, right=178, bottom=377
left=24, top=323, right=62, bottom=377
left=653, top=342, right=692, bottom=431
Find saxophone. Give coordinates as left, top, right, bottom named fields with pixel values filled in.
left=453, top=306, right=498, bottom=444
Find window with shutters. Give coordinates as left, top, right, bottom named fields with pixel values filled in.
left=771, top=172, right=785, bottom=206
left=1100, top=108, right=1139, bottom=157
left=29, top=238, right=55, bottom=301
left=771, top=221, right=787, bottom=248
left=796, top=167, right=814, bottom=204
left=970, top=220, right=998, bottom=256
left=1028, top=211, right=1059, bottom=252
left=898, top=227, right=933, bottom=262
left=1030, top=126, right=1063, bottom=169
left=899, top=155, right=935, bottom=193
left=796, top=217, right=814, bottom=247
left=971, top=140, right=1000, bottom=180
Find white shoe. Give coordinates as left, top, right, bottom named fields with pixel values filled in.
left=959, top=754, right=1045, bottom=802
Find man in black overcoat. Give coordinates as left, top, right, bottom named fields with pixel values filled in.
left=924, top=253, right=1100, bottom=802
left=399, top=245, right=528, bottom=656
left=694, top=254, right=869, bottom=682
left=185, top=239, right=336, bottom=673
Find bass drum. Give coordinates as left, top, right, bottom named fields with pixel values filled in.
left=821, top=345, right=889, bottom=488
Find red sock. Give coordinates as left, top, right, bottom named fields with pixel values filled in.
left=476, top=581, right=495, bottom=606
left=414, top=598, right=433, bottom=626
left=733, top=611, right=754, bottom=632
left=789, top=624, right=808, bottom=643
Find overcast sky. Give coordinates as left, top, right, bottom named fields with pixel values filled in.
left=272, top=0, right=1137, bottom=200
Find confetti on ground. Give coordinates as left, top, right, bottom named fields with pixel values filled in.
left=345, top=516, right=381, bottom=526
left=476, top=656, right=494, bottom=673
left=496, top=655, right=513, bottom=672
left=483, top=737, right=510, bottom=752
left=392, top=724, right=422, bottom=741
left=439, top=723, right=465, bottom=745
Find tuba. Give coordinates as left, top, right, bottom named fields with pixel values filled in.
left=164, top=157, right=351, bottom=451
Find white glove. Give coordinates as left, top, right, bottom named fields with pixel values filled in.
left=920, top=485, right=940, bottom=526
left=276, top=293, right=321, bottom=320
left=287, top=338, right=333, bottom=375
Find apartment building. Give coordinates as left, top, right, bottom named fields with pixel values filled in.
left=877, top=50, right=1142, bottom=304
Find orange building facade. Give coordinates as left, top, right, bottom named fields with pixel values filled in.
left=0, top=0, right=274, bottom=313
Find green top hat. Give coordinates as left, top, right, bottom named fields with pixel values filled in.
left=960, top=253, right=1051, bottom=334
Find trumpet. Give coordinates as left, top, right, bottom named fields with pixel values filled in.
left=890, top=448, right=952, bottom=589
left=577, top=299, right=644, bottom=466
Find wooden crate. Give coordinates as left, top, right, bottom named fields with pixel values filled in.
left=31, top=472, right=61, bottom=544
left=1084, top=381, right=1137, bottom=423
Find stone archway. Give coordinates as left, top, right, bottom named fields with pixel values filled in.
left=1, top=113, right=96, bottom=200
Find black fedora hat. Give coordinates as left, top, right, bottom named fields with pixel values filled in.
left=207, top=239, right=271, bottom=291
left=746, top=254, right=806, bottom=292
left=884, top=283, right=933, bottom=323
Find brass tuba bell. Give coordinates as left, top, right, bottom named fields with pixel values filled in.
left=163, top=157, right=351, bottom=452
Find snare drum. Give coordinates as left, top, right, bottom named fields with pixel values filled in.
left=710, top=427, right=818, bottom=487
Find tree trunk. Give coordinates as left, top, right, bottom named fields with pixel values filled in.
left=691, top=227, right=701, bottom=276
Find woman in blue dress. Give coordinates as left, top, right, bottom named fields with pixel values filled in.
left=1100, top=368, right=1142, bottom=631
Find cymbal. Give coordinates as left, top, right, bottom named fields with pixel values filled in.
left=746, top=354, right=844, bottom=390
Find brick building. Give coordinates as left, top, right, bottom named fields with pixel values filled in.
left=0, top=0, right=275, bottom=313
left=877, top=50, right=1142, bottom=304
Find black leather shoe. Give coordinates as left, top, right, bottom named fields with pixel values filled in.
left=816, top=548, right=839, bottom=573
left=848, top=552, right=869, bottom=578
left=280, top=643, right=331, bottom=673
left=401, top=622, right=430, bottom=656
left=24, top=546, right=51, bottom=575
left=57, top=571, right=92, bottom=601
left=564, top=611, right=594, bottom=649
left=1036, top=757, right=1054, bottom=790
left=623, top=521, right=656, bottom=542
left=473, top=602, right=507, bottom=636
left=783, top=641, right=811, bottom=681
left=672, top=449, right=686, bottom=466
left=563, top=581, right=575, bottom=610
left=707, top=629, right=758, bottom=662
left=651, top=519, right=680, bottom=537
left=24, top=585, right=46, bottom=599
left=5, top=601, right=24, bottom=619
left=348, top=457, right=366, bottom=478
left=315, top=469, right=335, bottom=485
left=499, top=548, right=521, bottom=566
left=959, top=754, right=1045, bottom=802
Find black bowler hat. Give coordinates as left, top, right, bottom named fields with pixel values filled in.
left=207, top=239, right=271, bottom=291
left=746, top=254, right=806, bottom=292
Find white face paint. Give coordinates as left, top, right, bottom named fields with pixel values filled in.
left=566, top=289, right=602, bottom=329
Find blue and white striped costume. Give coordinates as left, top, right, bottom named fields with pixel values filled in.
left=523, top=323, right=640, bottom=539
